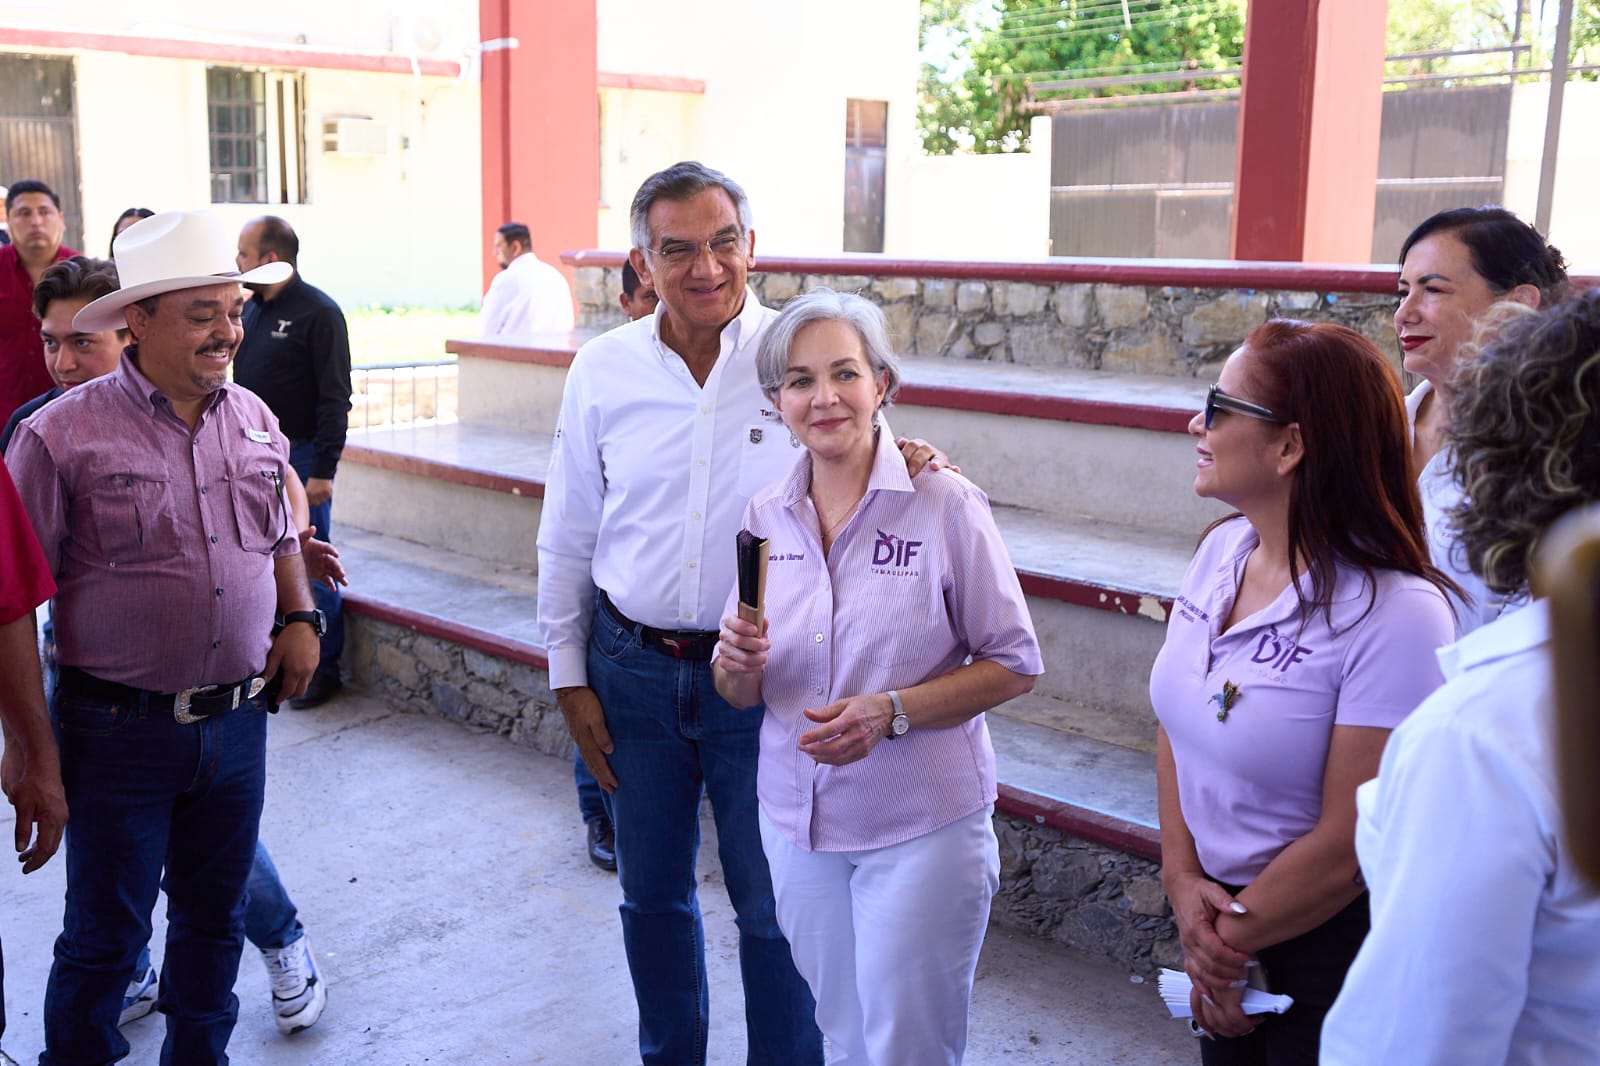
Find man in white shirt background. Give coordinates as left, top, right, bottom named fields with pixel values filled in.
left=479, top=221, right=575, bottom=337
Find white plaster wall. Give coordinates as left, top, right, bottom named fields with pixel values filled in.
left=595, top=0, right=921, bottom=255
left=1504, top=80, right=1600, bottom=274
left=888, top=116, right=1053, bottom=260
left=22, top=47, right=481, bottom=310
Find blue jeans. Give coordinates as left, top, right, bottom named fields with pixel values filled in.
left=587, top=597, right=821, bottom=1066
left=287, top=441, right=344, bottom=680
left=42, top=687, right=267, bottom=1066
left=131, top=841, right=304, bottom=980
left=574, top=751, right=607, bottom=825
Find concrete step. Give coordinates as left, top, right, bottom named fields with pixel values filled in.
left=444, top=335, right=1229, bottom=537
left=335, top=526, right=1159, bottom=839
left=336, top=423, right=1190, bottom=745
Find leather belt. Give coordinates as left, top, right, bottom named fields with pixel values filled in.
left=599, top=591, right=718, bottom=661
left=59, top=666, right=267, bottom=725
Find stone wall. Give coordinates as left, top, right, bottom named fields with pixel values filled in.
left=574, top=265, right=1400, bottom=378
left=993, top=816, right=1179, bottom=975
left=347, top=611, right=1180, bottom=974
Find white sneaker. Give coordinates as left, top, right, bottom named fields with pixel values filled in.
left=260, top=933, right=327, bottom=1035
left=118, top=963, right=157, bottom=1026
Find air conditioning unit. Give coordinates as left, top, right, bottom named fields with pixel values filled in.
left=322, top=117, right=388, bottom=157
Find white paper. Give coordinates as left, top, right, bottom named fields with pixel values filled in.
left=1157, top=968, right=1294, bottom=1020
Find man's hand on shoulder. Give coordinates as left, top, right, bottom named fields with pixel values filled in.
left=556, top=686, right=618, bottom=793
left=897, top=436, right=958, bottom=477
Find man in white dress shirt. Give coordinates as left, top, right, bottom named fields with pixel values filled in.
left=536, top=162, right=822, bottom=1066
left=479, top=221, right=574, bottom=337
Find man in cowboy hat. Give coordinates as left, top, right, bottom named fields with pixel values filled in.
left=3, top=209, right=322, bottom=1064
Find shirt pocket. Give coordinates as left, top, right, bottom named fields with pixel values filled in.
left=857, top=578, right=952, bottom=670
left=89, top=472, right=181, bottom=565
left=228, top=465, right=289, bottom=554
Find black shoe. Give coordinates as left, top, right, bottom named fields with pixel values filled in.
left=586, top=818, right=617, bottom=872
left=289, top=673, right=343, bottom=710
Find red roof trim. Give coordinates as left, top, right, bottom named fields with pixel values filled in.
left=343, top=594, right=550, bottom=670
left=0, top=27, right=462, bottom=77
left=996, top=783, right=1161, bottom=861
left=596, top=71, right=706, bottom=94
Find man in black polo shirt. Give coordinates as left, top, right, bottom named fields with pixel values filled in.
left=234, top=216, right=352, bottom=707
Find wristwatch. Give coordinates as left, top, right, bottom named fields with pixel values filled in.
left=885, top=690, right=910, bottom=739
left=278, top=609, right=327, bottom=637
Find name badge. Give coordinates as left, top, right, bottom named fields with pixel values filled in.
left=246, top=428, right=272, bottom=443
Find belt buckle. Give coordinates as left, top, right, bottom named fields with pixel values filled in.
left=173, top=686, right=209, bottom=725
left=173, top=677, right=266, bottom=724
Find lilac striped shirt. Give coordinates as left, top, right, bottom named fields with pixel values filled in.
left=5, top=354, right=298, bottom=692
left=726, top=427, right=1043, bottom=852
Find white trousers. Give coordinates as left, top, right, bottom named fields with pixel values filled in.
left=759, top=805, right=1001, bottom=1066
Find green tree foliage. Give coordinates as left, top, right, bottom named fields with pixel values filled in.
left=920, top=0, right=1246, bottom=154
left=921, top=0, right=1600, bottom=155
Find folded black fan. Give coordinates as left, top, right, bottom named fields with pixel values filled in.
left=736, top=529, right=769, bottom=630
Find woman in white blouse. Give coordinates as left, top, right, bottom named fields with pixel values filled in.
left=1393, top=207, right=1567, bottom=631
left=1322, top=289, right=1600, bottom=1065
left=713, top=289, right=1042, bottom=1065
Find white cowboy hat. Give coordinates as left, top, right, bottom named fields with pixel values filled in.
left=74, top=209, right=293, bottom=331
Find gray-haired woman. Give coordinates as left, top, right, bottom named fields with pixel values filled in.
left=712, top=289, right=1043, bottom=1064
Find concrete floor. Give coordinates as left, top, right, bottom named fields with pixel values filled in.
left=0, top=690, right=1194, bottom=1064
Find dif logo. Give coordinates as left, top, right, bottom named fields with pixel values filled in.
left=1250, top=629, right=1314, bottom=673
left=872, top=529, right=923, bottom=569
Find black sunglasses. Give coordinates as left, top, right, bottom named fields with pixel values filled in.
left=1203, top=384, right=1283, bottom=430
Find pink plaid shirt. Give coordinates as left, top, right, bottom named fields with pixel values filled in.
left=6, top=353, right=297, bottom=692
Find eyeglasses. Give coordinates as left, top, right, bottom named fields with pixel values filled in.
left=1203, top=384, right=1283, bottom=429
left=648, top=231, right=745, bottom=265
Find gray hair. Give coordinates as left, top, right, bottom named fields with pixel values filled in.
left=629, top=161, right=754, bottom=253
left=756, top=288, right=902, bottom=404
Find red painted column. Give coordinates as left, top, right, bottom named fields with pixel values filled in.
left=479, top=0, right=598, bottom=292
left=1230, top=0, right=1387, bottom=262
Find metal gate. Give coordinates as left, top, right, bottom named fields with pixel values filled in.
left=0, top=55, right=83, bottom=252
left=1050, top=84, right=1512, bottom=262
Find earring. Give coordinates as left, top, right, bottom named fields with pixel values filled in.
left=789, top=428, right=800, bottom=447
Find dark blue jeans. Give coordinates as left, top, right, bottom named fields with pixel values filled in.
left=132, top=840, right=304, bottom=980
left=287, top=441, right=344, bottom=680
left=41, top=688, right=267, bottom=1066
left=587, top=597, right=821, bottom=1066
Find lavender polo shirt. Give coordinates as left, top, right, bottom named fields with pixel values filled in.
left=1149, top=517, right=1454, bottom=885
left=726, top=427, right=1044, bottom=853
left=4, top=353, right=298, bottom=692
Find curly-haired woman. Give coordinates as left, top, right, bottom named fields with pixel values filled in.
left=1323, top=289, right=1600, bottom=1065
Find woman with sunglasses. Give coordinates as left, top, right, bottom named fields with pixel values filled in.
left=1395, top=207, right=1567, bottom=631
left=1152, top=320, right=1458, bottom=1064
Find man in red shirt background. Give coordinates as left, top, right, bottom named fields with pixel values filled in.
left=0, top=181, right=77, bottom=426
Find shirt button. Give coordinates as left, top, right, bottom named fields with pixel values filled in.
left=686, top=561, right=697, bottom=569
left=212, top=640, right=221, bottom=649
left=696, top=459, right=706, bottom=467
left=215, top=587, right=224, bottom=597
left=200, top=486, right=208, bottom=495
left=813, top=686, right=823, bottom=695
left=813, top=632, right=823, bottom=643
left=682, top=612, right=692, bottom=621
left=691, top=512, right=701, bottom=520
left=108, top=560, right=117, bottom=569
left=700, top=405, right=710, bottom=415
left=209, top=535, right=218, bottom=544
